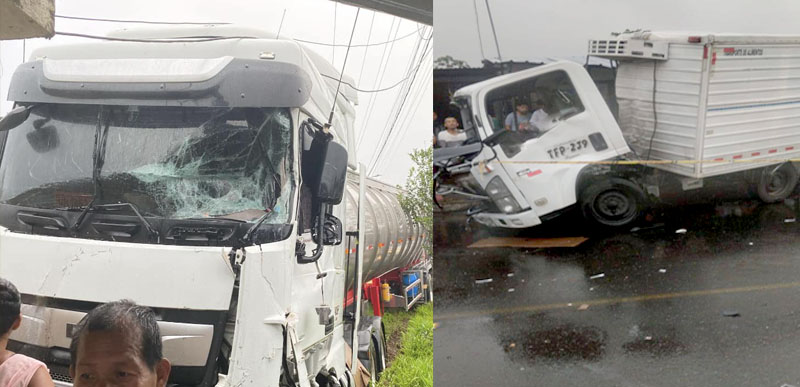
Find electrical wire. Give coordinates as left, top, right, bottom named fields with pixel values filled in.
left=484, top=0, right=503, bottom=62
left=54, top=31, right=258, bottom=43
left=368, top=29, right=432, bottom=175
left=472, top=0, right=487, bottom=61
left=55, top=14, right=230, bottom=25
left=55, top=13, right=417, bottom=48
left=357, top=18, right=400, bottom=148
left=361, top=22, right=421, bottom=154
left=294, top=27, right=419, bottom=48
left=373, top=59, right=432, bottom=174
left=276, top=9, right=287, bottom=39
left=356, top=11, right=376, bottom=88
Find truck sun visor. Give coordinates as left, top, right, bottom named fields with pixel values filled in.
left=8, top=58, right=312, bottom=108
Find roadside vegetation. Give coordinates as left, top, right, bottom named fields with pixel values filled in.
left=378, top=303, right=433, bottom=387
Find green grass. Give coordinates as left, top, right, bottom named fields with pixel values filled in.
left=377, top=303, right=433, bottom=387
left=381, top=307, right=411, bottom=341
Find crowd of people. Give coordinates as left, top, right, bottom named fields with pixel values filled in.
left=0, top=278, right=171, bottom=387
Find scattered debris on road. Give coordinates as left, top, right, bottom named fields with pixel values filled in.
left=659, top=268, right=667, bottom=273
left=475, top=278, right=493, bottom=284
left=578, top=304, right=590, bottom=310
left=722, top=310, right=741, bottom=317
left=507, top=288, right=515, bottom=292
left=675, top=228, right=688, bottom=234
left=590, top=273, right=605, bottom=279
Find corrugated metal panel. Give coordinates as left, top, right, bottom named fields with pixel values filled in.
left=703, top=44, right=800, bottom=176
left=615, top=44, right=704, bottom=176
left=343, top=174, right=425, bottom=288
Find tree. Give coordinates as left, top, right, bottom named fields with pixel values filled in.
left=434, top=55, right=470, bottom=69
left=397, top=146, right=433, bottom=257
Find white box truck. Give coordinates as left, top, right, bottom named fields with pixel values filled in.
left=0, top=25, right=430, bottom=387
left=443, top=31, right=800, bottom=229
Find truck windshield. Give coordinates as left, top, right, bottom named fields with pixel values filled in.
left=0, top=104, right=294, bottom=223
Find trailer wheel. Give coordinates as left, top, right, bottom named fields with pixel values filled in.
left=580, top=178, right=645, bottom=228
left=756, top=163, right=799, bottom=203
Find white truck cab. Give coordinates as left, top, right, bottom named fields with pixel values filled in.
left=453, top=61, right=631, bottom=228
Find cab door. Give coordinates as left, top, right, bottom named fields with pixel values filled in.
left=475, top=62, right=630, bottom=215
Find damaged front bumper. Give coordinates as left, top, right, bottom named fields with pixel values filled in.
left=471, top=207, right=542, bottom=228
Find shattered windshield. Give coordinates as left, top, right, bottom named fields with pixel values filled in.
left=0, top=104, right=294, bottom=223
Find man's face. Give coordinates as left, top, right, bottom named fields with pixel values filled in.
left=444, top=117, right=459, bottom=130
left=70, top=330, right=170, bottom=387
left=516, top=104, right=529, bottom=114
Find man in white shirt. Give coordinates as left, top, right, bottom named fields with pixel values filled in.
left=437, top=117, right=467, bottom=148
left=529, top=98, right=559, bottom=134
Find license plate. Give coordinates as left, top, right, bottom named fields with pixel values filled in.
left=547, top=138, right=590, bottom=159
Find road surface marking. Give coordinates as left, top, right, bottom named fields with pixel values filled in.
left=434, top=281, right=800, bottom=321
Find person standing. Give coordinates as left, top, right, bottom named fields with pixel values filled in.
left=0, top=278, right=53, bottom=387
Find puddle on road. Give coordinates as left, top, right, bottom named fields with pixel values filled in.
left=498, top=320, right=608, bottom=364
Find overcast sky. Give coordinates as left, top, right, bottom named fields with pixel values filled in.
left=0, top=0, right=431, bottom=185
left=434, top=0, right=800, bottom=66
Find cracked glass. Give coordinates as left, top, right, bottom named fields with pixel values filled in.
left=0, top=104, right=294, bottom=223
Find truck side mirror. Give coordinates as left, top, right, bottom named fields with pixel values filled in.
left=483, top=128, right=512, bottom=147
left=313, top=212, right=342, bottom=246
left=0, top=105, right=34, bottom=132
left=304, top=133, right=348, bottom=204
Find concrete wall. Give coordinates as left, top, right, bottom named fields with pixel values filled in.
left=0, top=0, right=55, bottom=40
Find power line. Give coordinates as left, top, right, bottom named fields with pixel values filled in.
left=294, top=27, right=419, bottom=48
left=276, top=9, right=287, bottom=39
left=55, top=13, right=419, bottom=48
left=484, top=0, right=503, bottom=62
left=366, top=26, right=426, bottom=162
left=472, top=0, right=487, bottom=61
left=356, top=11, right=377, bottom=88
left=54, top=31, right=259, bottom=43
left=357, top=18, right=399, bottom=148
left=55, top=14, right=230, bottom=25
left=368, top=29, right=432, bottom=175
left=373, top=60, right=432, bottom=174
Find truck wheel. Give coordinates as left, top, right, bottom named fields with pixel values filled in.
left=367, top=337, right=384, bottom=381
left=756, top=163, right=799, bottom=203
left=580, top=178, right=645, bottom=228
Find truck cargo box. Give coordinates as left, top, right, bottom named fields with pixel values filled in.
left=591, top=31, right=800, bottom=178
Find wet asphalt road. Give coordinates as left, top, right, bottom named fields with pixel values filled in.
left=434, top=197, right=800, bottom=387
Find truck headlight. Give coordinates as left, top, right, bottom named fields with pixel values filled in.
left=486, top=176, right=522, bottom=214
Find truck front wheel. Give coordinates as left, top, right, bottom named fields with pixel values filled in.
left=580, top=178, right=645, bottom=228
left=756, top=163, right=799, bottom=203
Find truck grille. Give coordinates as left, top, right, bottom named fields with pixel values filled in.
left=50, top=371, right=73, bottom=383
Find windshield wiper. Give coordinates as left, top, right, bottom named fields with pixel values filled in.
left=66, top=202, right=159, bottom=241
left=73, top=108, right=111, bottom=232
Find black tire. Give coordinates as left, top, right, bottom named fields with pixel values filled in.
left=580, top=178, right=645, bottom=228
left=367, top=337, right=384, bottom=381
left=756, top=163, right=799, bottom=203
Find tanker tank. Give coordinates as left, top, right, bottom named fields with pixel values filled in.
left=342, top=173, right=427, bottom=289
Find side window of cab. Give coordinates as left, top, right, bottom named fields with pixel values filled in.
left=485, top=70, right=584, bottom=157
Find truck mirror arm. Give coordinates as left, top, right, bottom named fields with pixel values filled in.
left=296, top=204, right=326, bottom=264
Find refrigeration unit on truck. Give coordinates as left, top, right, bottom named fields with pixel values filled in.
left=0, top=25, right=430, bottom=387
left=443, top=31, right=800, bottom=229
